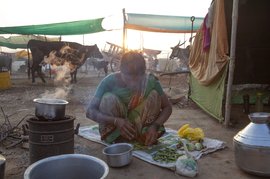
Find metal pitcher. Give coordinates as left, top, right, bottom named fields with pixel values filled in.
left=233, top=112, right=270, bottom=176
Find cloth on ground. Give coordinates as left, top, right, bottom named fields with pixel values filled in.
left=78, top=125, right=226, bottom=169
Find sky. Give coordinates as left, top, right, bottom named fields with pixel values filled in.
left=1, top=0, right=212, bottom=53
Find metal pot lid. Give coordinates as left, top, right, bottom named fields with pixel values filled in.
left=249, top=112, right=270, bottom=124
left=234, top=122, right=270, bottom=147
left=33, top=98, right=68, bottom=105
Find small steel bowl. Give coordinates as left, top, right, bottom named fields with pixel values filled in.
left=102, top=143, right=133, bottom=167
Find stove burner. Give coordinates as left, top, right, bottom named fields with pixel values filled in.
left=27, top=115, right=76, bottom=164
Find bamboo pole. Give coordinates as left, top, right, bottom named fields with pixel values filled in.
left=122, top=8, right=127, bottom=53
left=224, top=0, right=239, bottom=127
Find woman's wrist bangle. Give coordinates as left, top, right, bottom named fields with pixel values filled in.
left=114, top=118, right=118, bottom=126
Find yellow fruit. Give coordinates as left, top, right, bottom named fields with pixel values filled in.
left=193, top=128, right=205, bottom=140
left=178, top=124, right=205, bottom=141
left=182, top=128, right=194, bottom=137
left=177, top=124, right=190, bottom=137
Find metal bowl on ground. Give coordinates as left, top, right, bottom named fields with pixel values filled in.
left=233, top=112, right=270, bottom=176
left=103, top=143, right=133, bottom=167
left=24, top=154, right=109, bottom=179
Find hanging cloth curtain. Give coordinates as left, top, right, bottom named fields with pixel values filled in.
left=189, top=0, right=229, bottom=86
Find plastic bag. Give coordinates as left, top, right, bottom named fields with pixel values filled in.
left=175, top=155, right=198, bottom=177
left=175, top=139, right=198, bottom=177
left=178, top=124, right=204, bottom=141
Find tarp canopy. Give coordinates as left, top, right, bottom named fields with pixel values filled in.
left=125, top=13, right=203, bottom=33
left=0, top=13, right=204, bottom=50
left=0, top=35, right=60, bottom=49
left=0, top=18, right=105, bottom=36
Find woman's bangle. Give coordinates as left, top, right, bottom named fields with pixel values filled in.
left=114, top=118, right=118, bottom=126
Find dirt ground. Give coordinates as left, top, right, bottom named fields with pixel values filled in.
left=0, top=69, right=264, bottom=179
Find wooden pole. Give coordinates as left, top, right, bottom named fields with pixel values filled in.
left=224, top=0, right=239, bottom=127
left=122, top=8, right=127, bottom=53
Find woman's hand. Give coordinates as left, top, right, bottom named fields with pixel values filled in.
left=144, top=124, right=159, bottom=146
left=114, top=118, right=136, bottom=141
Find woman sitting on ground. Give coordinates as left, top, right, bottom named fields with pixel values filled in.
left=86, top=51, right=172, bottom=146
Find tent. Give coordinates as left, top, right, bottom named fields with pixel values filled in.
left=188, top=0, right=270, bottom=125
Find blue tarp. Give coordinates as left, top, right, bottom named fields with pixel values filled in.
left=125, top=13, right=203, bottom=33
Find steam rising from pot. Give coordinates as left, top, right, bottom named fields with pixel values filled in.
left=41, top=87, right=71, bottom=100
left=39, top=64, right=73, bottom=100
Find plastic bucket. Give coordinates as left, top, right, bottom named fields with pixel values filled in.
left=0, top=72, right=11, bottom=90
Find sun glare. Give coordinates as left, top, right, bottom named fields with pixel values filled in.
left=125, top=30, right=144, bottom=50
left=1, top=0, right=212, bottom=52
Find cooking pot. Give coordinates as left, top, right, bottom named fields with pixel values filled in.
left=33, top=98, right=68, bottom=120
left=233, top=112, right=270, bottom=176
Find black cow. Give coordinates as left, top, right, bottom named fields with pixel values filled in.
left=27, top=39, right=103, bottom=83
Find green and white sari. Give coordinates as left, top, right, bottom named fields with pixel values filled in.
left=94, top=72, right=165, bottom=144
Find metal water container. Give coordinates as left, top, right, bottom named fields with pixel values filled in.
left=233, top=112, right=270, bottom=176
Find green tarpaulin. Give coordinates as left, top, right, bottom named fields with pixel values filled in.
left=0, top=18, right=105, bottom=35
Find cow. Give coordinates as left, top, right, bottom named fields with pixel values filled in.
left=0, top=55, right=12, bottom=72
left=87, top=57, right=109, bottom=77
left=27, top=39, right=103, bottom=83
left=169, top=41, right=190, bottom=69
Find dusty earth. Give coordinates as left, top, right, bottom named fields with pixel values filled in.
left=0, top=69, right=264, bottom=179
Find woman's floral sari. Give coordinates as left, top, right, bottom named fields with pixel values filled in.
left=98, top=73, right=165, bottom=144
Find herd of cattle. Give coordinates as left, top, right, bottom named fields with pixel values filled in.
left=1, top=39, right=190, bottom=84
